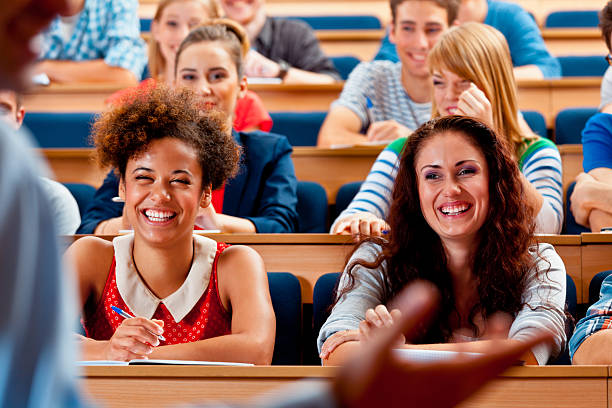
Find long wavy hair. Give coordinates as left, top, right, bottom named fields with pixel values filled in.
left=428, top=22, right=536, bottom=156
left=339, top=116, right=538, bottom=342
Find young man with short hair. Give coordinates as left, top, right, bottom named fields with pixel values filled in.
left=317, top=0, right=458, bottom=148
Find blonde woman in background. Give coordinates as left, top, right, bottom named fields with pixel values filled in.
left=331, top=22, right=562, bottom=236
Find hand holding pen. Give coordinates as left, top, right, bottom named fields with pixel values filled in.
left=102, top=305, right=165, bottom=361
left=364, top=96, right=412, bottom=143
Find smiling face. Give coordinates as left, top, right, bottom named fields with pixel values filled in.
left=0, top=91, right=24, bottom=129
left=219, top=0, right=263, bottom=26
left=152, top=1, right=212, bottom=70
left=120, top=137, right=209, bottom=246
left=416, top=130, right=489, bottom=246
left=432, top=68, right=471, bottom=116
left=389, top=0, right=448, bottom=80
left=175, top=40, right=246, bottom=125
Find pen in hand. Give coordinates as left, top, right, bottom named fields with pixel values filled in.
left=110, top=305, right=166, bottom=342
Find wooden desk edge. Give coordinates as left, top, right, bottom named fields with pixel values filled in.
left=80, top=364, right=607, bottom=378
left=581, top=233, right=612, bottom=243
left=66, top=233, right=356, bottom=244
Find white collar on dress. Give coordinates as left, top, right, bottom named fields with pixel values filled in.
left=113, top=234, right=218, bottom=323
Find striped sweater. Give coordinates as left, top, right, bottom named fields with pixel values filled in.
left=331, top=136, right=563, bottom=234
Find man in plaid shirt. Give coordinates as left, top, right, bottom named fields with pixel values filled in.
left=35, top=0, right=146, bottom=84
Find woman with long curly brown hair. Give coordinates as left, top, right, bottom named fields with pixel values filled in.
left=319, top=116, right=566, bottom=366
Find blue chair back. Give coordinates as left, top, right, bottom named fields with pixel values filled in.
left=544, top=10, right=599, bottom=28
left=140, top=18, right=152, bottom=32
left=522, top=110, right=548, bottom=139
left=554, top=107, right=598, bottom=144
left=267, top=272, right=302, bottom=365
left=558, top=55, right=609, bottom=77
left=566, top=274, right=577, bottom=318
left=334, top=181, right=363, bottom=219
left=63, top=183, right=96, bottom=218
left=589, top=270, right=612, bottom=305
left=330, top=55, right=361, bottom=80
left=565, top=181, right=591, bottom=234
left=313, top=272, right=341, bottom=341
left=296, top=181, right=328, bottom=233
left=284, top=15, right=382, bottom=30
left=24, top=112, right=95, bottom=148
left=270, top=111, right=326, bottom=146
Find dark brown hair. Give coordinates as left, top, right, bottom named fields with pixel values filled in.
left=600, top=1, right=612, bottom=52
left=92, top=85, right=239, bottom=190
left=175, top=18, right=249, bottom=79
left=339, top=116, right=538, bottom=343
left=390, top=0, right=459, bottom=26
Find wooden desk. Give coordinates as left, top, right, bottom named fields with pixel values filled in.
left=581, top=233, right=612, bottom=303
left=292, top=146, right=382, bottom=204
left=80, top=365, right=608, bottom=408
left=24, top=79, right=601, bottom=130
left=517, top=77, right=601, bottom=127
left=40, top=146, right=383, bottom=203
left=543, top=28, right=607, bottom=56
left=23, top=83, right=126, bottom=113
left=71, top=234, right=582, bottom=304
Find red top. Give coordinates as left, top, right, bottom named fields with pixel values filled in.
left=106, top=78, right=273, bottom=132
left=83, top=242, right=232, bottom=344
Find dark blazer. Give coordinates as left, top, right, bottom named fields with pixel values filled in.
left=77, top=130, right=298, bottom=233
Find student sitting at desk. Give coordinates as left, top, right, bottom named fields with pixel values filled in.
left=319, top=116, right=567, bottom=366
left=78, top=20, right=298, bottom=234
left=316, top=0, right=458, bottom=148
left=374, top=0, right=560, bottom=79
left=219, top=0, right=340, bottom=83
left=0, top=89, right=81, bottom=235
left=35, top=0, right=147, bottom=85
left=66, top=86, right=275, bottom=363
left=106, top=0, right=273, bottom=132
left=331, top=23, right=563, bottom=236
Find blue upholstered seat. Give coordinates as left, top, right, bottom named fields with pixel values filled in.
left=270, top=111, right=326, bottom=146
left=268, top=272, right=302, bottom=365
left=554, top=107, right=598, bottom=144
left=63, top=183, right=96, bottom=217
left=296, top=181, right=328, bottom=233
left=544, top=10, right=599, bottom=28
left=24, top=112, right=95, bottom=148
left=558, top=55, right=609, bottom=77
left=284, top=15, right=382, bottom=30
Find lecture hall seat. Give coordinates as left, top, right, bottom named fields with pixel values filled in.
left=269, top=111, right=326, bottom=146
left=522, top=110, right=548, bottom=139
left=296, top=181, right=328, bottom=233
left=268, top=272, right=302, bottom=365
left=63, top=183, right=96, bottom=218
left=544, top=10, right=600, bottom=28
left=558, top=55, right=609, bottom=77
left=589, top=270, right=612, bottom=306
left=334, top=181, right=363, bottom=220
left=554, top=107, right=598, bottom=144
left=23, top=112, right=95, bottom=148
left=283, top=15, right=382, bottom=30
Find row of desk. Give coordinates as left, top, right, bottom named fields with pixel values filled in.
left=23, top=77, right=601, bottom=127
left=137, top=0, right=607, bottom=29
left=81, top=364, right=611, bottom=408
left=139, top=28, right=608, bottom=61
left=73, top=232, right=611, bottom=305
left=39, top=143, right=583, bottom=207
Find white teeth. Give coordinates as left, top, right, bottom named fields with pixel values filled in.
left=448, top=108, right=457, bottom=114
left=144, top=209, right=175, bottom=222
left=441, top=204, right=469, bottom=215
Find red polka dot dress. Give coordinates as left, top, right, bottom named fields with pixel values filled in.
left=83, top=235, right=231, bottom=344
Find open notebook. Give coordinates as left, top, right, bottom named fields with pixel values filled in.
left=77, top=359, right=254, bottom=366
